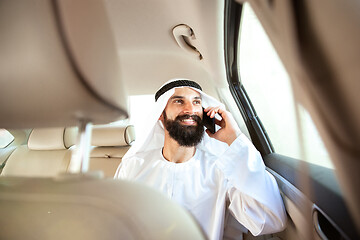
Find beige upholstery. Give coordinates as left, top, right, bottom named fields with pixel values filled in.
left=1, top=128, right=76, bottom=177
left=0, top=176, right=205, bottom=240
left=89, top=125, right=135, bottom=178
left=91, top=125, right=135, bottom=146
left=28, top=128, right=77, bottom=150
left=0, top=0, right=128, bottom=129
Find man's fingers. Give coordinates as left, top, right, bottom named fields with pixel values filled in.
left=204, top=106, right=222, bottom=118
left=216, top=108, right=227, bottom=118
left=204, top=107, right=211, bottom=112
left=204, top=106, right=230, bottom=128
left=204, top=107, right=214, bottom=114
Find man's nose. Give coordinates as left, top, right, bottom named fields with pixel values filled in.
left=183, top=102, right=197, bottom=114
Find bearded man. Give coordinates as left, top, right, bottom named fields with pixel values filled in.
left=115, top=79, right=286, bottom=240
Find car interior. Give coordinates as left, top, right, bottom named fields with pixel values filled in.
left=0, top=0, right=359, bottom=239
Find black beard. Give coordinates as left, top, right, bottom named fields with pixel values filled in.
left=163, top=112, right=204, bottom=147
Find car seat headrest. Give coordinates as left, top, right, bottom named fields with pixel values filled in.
left=91, top=125, right=135, bottom=147
left=0, top=0, right=128, bottom=128
left=28, top=128, right=77, bottom=150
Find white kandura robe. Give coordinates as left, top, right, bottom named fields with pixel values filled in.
left=117, top=133, right=287, bottom=240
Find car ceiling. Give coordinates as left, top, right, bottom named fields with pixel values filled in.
left=104, top=0, right=227, bottom=97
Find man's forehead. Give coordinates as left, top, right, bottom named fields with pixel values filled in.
left=171, top=87, right=201, bottom=98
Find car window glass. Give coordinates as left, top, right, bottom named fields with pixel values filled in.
left=0, top=129, right=14, bottom=148
left=109, top=95, right=154, bottom=128
left=238, top=3, right=333, bottom=169
left=128, top=95, right=155, bottom=135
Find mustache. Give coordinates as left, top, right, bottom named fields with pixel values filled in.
left=175, top=114, right=202, bottom=123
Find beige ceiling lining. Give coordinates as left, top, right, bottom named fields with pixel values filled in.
left=118, top=52, right=216, bottom=97
left=104, top=0, right=227, bottom=97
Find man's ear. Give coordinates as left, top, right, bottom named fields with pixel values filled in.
left=159, top=112, right=164, bottom=121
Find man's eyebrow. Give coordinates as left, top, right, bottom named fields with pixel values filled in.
left=169, top=95, right=202, bottom=100
left=170, top=95, right=184, bottom=100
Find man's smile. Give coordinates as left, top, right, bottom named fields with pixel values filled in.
left=175, top=115, right=201, bottom=126
left=180, top=118, right=197, bottom=125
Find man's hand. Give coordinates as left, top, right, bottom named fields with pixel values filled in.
left=204, top=107, right=241, bottom=146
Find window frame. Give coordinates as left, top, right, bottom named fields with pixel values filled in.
left=224, top=0, right=273, bottom=156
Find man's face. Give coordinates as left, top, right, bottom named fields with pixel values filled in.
left=161, top=87, right=204, bottom=147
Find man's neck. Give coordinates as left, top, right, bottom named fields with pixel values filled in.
left=162, top=135, right=196, bottom=163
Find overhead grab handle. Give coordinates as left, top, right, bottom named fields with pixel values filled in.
left=172, top=24, right=203, bottom=60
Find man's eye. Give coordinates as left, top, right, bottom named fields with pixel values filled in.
left=174, top=100, right=183, bottom=104
left=194, top=100, right=201, bottom=105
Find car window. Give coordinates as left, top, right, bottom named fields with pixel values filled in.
left=0, top=129, right=14, bottom=148
left=238, top=3, right=333, bottom=169
left=128, top=95, right=155, bottom=135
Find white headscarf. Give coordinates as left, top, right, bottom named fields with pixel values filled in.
left=121, top=79, right=229, bottom=163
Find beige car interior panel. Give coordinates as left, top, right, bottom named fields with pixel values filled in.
left=104, top=0, right=225, bottom=97
left=267, top=168, right=350, bottom=240
left=0, top=177, right=205, bottom=240
left=0, top=0, right=128, bottom=129
left=56, top=0, right=128, bottom=111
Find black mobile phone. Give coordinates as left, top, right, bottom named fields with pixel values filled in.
left=202, top=108, right=216, bottom=134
